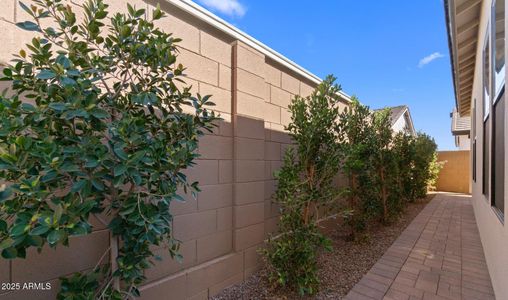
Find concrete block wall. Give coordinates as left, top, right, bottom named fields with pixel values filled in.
left=436, top=150, right=471, bottom=194
left=0, top=1, right=349, bottom=299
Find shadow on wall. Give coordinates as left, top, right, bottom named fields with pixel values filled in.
left=0, top=114, right=348, bottom=300
left=436, top=150, right=471, bottom=194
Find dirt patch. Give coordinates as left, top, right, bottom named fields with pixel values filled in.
left=212, top=193, right=436, bottom=300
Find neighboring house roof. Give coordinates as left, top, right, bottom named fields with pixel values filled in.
left=374, top=105, right=416, bottom=135
left=443, top=0, right=482, bottom=116
left=451, top=107, right=471, bottom=135
left=166, top=0, right=352, bottom=103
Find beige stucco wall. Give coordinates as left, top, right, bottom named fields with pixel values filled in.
left=436, top=150, right=471, bottom=194
left=468, top=0, right=508, bottom=299
left=455, top=134, right=471, bottom=150
left=0, top=1, right=349, bottom=299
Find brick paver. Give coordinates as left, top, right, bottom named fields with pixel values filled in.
left=345, top=193, right=495, bottom=300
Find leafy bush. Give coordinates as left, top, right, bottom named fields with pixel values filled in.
left=371, top=109, right=400, bottom=223
left=393, top=132, right=417, bottom=202
left=0, top=0, right=217, bottom=298
left=338, top=98, right=374, bottom=232
left=340, top=104, right=441, bottom=230
left=262, top=150, right=332, bottom=295
left=262, top=76, right=342, bottom=295
left=412, top=133, right=440, bottom=199
left=427, top=152, right=445, bottom=191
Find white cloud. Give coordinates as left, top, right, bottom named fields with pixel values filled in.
left=418, top=52, right=445, bottom=68
left=198, top=0, right=247, bottom=18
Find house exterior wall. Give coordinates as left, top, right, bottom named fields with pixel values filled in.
left=0, top=1, right=349, bottom=299
left=436, top=150, right=471, bottom=193
left=455, top=134, right=471, bottom=150
left=468, top=0, right=508, bottom=298
left=392, top=113, right=408, bottom=133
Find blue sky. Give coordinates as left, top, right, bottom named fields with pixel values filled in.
left=196, top=0, right=456, bottom=150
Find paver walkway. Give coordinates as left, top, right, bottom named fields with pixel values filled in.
left=345, top=193, right=495, bottom=300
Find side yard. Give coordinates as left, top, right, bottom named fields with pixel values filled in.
left=214, top=194, right=435, bottom=299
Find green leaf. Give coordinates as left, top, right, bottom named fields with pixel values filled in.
left=120, top=25, right=131, bottom=37
left=16, top=21, right=41, bottom=32
left=95, top=10, right=107, bottom=19
left=11, top=223, right=28, bottom=237
left=18, top=2, right=34, bottom=17
left=30, top=225, right=50, bottom=236
left=91, top=179, right=105, bottom=191
left=1, top=247, right=17, bottom=259
left=90, top=108, right=110, bottom=119
left=36, top=69, right=56, bottom=80
left=27, top=235, right=43, bottom=247
left=135, top=8, right=146, bottom=17
left=173, top=194, right=185, bottom=202
left=0, top=186, right=12, bottom=202
left=114, top=164, right=127, bottom=177
left=48, top=102, right=66, bottom=112
left=0, top=238, right=14, bottom=250
left=72, top=222, right=90, bottom=236
left=60, top=163, right=80, bottom=172
left=41, top=170, right=57, bottom=182
left=0, top=220, right=7, bottom=232
left=71, top=180, right=87, bottom=193
left=3, top=68, right=12, bottom=77
left=60, top=76, right=76, bottom=87
left=47, top=230, right=63, bottom=245
left=85, top=158, right=99, bottom=168
left=113, top=145, right=128, bottom=161
left=153, top=4, right=163, bottom=20
left=56, top=54, right=72, bottom=69
left=119, top=205, right=136, bottom=217
left=54, top=205, right=63, bottom=223
left=78, top=201, right=96, bottom=214
left=21, top=103, right=36, bottom=112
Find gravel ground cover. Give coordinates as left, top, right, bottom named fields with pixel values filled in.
left=212, top=193, right=436, bottom=300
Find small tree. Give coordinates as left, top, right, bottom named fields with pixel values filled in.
left=393, top=132, right=416, bottom=202
left=412, top=133, right=439, bottom=199
left=262, top=76, right=343, bottom=295
left=427, top=153, right=444, bottom=191
left=371, top=109, right=398, bottom=223
left=339, top=98, right=374, bottom=232
left=0, top=0, right=217, bottom=298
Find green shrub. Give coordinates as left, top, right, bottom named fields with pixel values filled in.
left=427, top=152, right=445, bottom=191
left=0, top=0, right=217, bottom=298
left=412, top=133, right=439, bottom=199
left=340, top=106, right=441, bottom=229
left=262, top=150, right=332, bottom=295
left=262, top=76, right=342, bottom=295
left=393, top=132, right=417, bottom=202
left=338, top=98, right=374, bottom=231
left=371, top=109, right=400, bottom=223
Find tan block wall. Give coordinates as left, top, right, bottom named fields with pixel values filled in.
left=436, top=150, right=471, bottom=194
left=0, top=1, right=350, bottom=299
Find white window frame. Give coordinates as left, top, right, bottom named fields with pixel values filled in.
left=492, top=0, right=506, bottom=101
left=483, top=24, right=491, bottom=121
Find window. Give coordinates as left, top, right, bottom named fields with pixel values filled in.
left=473, top=139, right=477, bottom=182
left=482, top=28, right=491, bottom=196
left=491, top=0, right=505, bottom=218
left=492, top=91, right=504, bottom=216
left=483, top=121, right=490, bottom=196
left=493, top=0, right=505, bottom=98
left=473, top=99, right=477, bottom=182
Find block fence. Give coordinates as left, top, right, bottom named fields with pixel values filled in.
left=436, top=150, right=471, bottom=194
left=0, top=1, right=350, bottom=299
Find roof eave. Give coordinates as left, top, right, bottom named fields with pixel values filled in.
left=444, top=0, right=460, bottom=112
